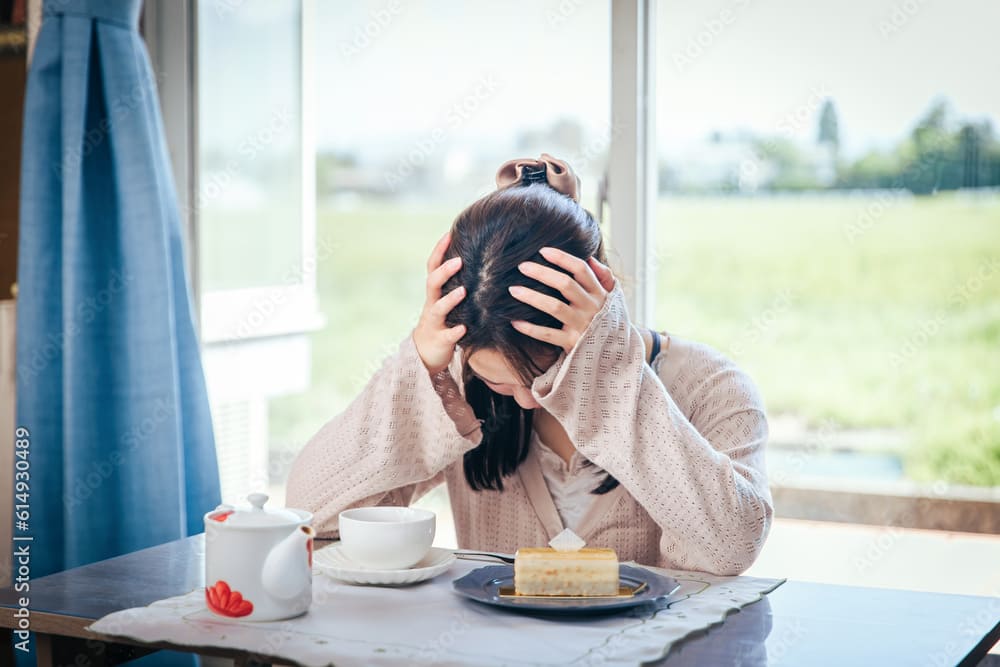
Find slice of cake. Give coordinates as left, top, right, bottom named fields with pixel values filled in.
left=513, top=547, right=620, bottom=597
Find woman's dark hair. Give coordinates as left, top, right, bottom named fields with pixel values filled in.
left=442, top=181, right=620, bottom=495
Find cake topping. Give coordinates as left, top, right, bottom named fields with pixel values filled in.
left=548, top=528, right=586, bottom=552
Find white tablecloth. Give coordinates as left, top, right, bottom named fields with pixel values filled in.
left=87, top=553, right=785, bottom=666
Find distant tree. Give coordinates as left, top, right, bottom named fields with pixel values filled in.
left=836, top=149, right=901, bottom=189
left=817, top=99, right=840, bottom=155
left=957, top=121, right=994, bottom=188
left=753, top=136, right=823, bottom=191
left=911, top=98, right=951, bottom=151
left=898, top=100, right=959, bottom=193
left=915, top=98, right=950, bottom=132
left=979, top=120, right=1000, bottom=188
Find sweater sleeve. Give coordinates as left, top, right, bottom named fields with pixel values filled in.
left=529, top=283, right=773, bottom=575
left=285, top=333, right=483, bottom=538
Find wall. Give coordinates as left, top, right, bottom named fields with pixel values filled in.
left=0, top=47, right=25, bottom=298
left=0, top=303, right=14, bottom=588
left=0, top=0, right=35, bottom=589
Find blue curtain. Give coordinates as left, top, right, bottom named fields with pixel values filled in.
left=14, top=0, right=220, bottom=662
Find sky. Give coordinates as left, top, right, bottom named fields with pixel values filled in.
left=310, top=0, right=1000, bottom=160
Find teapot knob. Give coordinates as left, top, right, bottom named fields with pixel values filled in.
left=247, top=492, right=269, bottom=511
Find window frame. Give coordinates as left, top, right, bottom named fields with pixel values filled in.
left=146, top=0, right=997, bottom=531
left=144, top=0, right=321, bottom=344
left=609, top=0, right=658, bottom=325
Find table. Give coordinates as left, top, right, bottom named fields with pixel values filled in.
left=2, top=534, right=998, bottom=666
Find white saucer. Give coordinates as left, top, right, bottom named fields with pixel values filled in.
left=314, top=545, right=456, bottom=585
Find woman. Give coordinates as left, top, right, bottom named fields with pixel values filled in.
left=286, top=154, right=773, bottom=576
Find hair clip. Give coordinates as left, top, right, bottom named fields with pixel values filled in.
left=520, top=163, right=548, bottom=185
left=494, top=154, right=581, bottom=202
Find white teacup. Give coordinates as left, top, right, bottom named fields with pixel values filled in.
left=338, top=507, right=435, bottom=570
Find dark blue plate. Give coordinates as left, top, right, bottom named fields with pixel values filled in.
left=452, top=564, right=682, bottom=615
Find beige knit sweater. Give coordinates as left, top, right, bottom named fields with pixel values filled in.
left=286, top=283, right=773, bottom=576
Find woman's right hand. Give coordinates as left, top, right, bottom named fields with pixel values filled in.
left=413, top=231, right=467, bottom=374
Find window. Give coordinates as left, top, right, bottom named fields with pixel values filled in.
left=153, top=1, right=645, bottom=542
left=261, top=0, right=614, bottom=543
left=194, top=0, right=321, bottom=504
left=654, top=0, right=1000, bottom=501
left=154, top=0, right=997, bottom=539
left=198, top=2, right=304, bottom=293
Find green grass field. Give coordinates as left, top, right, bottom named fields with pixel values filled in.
left=269, top=192, right=1000, bottom=486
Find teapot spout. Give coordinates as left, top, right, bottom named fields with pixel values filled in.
left=262, top=525, right=315, bottom=600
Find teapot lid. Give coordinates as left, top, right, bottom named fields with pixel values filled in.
left=208, top=493, right=303, bottom=528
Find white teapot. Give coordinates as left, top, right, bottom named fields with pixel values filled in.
left=203, top=492, right=315, bottom=621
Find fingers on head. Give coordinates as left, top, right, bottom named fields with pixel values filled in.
left=588, top=255, right=610, bottom=274
left=426, top=256, right=462, bottom=300
left=512, top=320, right=561, bottom=346
left=427, top=230, right=452, bottom=272
left=587, top=256, right=614, bottom=289
left=521, top=262, right=584, bottom=300
left=539, top=247, right=599, bottom=292
left=433, top=285, right=465, bottom=316
left=510, top=286, right=569, bottom=321
left=445, top=324, right=466, bottom=343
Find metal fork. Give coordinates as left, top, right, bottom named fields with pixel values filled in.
left=453, top=550, right=643, bottom=569
left=453, top=549, right=515, bottom=564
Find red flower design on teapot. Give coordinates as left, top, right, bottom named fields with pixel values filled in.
left=205, top=580, right=253, bottom=618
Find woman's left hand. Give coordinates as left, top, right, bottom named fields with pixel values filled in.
left=508, top=247, right=617, bottom=353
